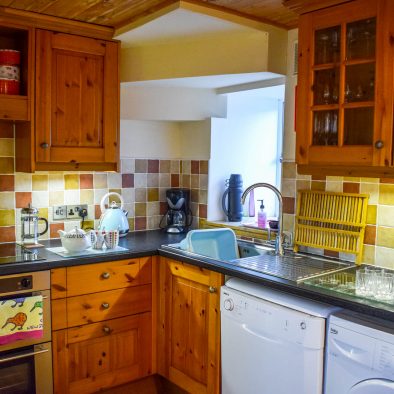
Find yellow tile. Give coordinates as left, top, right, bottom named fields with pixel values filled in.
left=49, top=191, right=64, bottom=206
left=360, top=177, right=379, bottom=183
left=128, top=217, right=135, bottom=232
left=282, top=162, right=297, bottom=179
left=147, top=188, right=159, bottom=202
left=135, top=202, right=146, bottom=216
left=376, top=226, right=394, bottom=248
left=379, top=184, right=394, bottom=205
left=360, top=182, right=379, bottom=205
left=366, top=205, right=377, bottom=225
left=39, top=208, right=48, bottom=220
left=108, top=189, right=121, bottom=205
left=0, top=157, right=14, bottom=173
left=326, top=176, right=343, bottom=182
left=81, top=220, right=94, bottom=230
left=0, top=139, right=14, bottom=156
left=32, top=175, right=48, bottom=191
left=94, top=174, right=107, bottom=189
left=296, top=180, right=310, bottom=192
left=0, top=192, right=15, bottom=209
left=362, top=244, right=375, bottom=265
left=64, top=174, right=79, bottom=190
left=80, top=189, right=94, bottom=205
left=375, top=246, right=394, bottom=269
left=0, top=209, right=15, bottom=226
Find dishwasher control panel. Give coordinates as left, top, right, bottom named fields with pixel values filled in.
left=221, top=285, right=327, bottom=348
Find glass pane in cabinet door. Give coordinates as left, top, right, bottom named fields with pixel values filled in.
left=346, top=18, right=376, bottom=60
left=344, top=108, right=374, bottom=145
left=315, top=26, right=340, bottom=65
left=312, top=110, right=338, bottom=146
left=314, top=68, right=340, bottom=105
left=345, top=63, right=375, bottom=103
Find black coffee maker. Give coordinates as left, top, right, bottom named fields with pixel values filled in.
left=160, top=188, right=192, bottom=233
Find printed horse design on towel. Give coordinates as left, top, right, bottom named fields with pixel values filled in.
left=30, top=301, right=43, bottom=315
left=1, top=298, right=25, bottom=308
left=2, top=312, right=27, bottom=331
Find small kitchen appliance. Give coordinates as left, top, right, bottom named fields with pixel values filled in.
left=58, top=227, right=97, bottom=253
left=99, top=192, right=129, bottom=237
left=222, top=174, right=243, bottom=222
left=20, top=204, right=48, bottom=246
left=160, top=188, right=192, bottom=233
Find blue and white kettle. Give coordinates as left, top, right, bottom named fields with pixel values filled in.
left=99, top=192, right=129, bottom=237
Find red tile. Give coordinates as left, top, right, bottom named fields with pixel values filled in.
left=15, top=192, right=32, bottom=208
left=324, top=250, right=340, bottom=258
left=50, top=222, right=64, bottom=239
left=199, top=204, right=207, bottom=219
left=283, top=197, right=295, bottom=214
left=80, top=174, right=93, bottom=189
left=148, top=160, right=159, bottom=173
left=191, top=160, right=200, bottom=174
left=135, top=217, right=147, bottom=230
left=171, top=174, right=179, bottom=187
left=95, top=204, right=102, bottom=220
left=0, top=121, right=14, bottom=138
left=364, top=225, right=376, bottom=245
left=122, top=174, right=134, bottom=188
left=0, top=175, right=14, bottom=191
left=160, top=202, right=168, bottom=215
left=343, top=182, right=360, bottom=193
left=0, top=226, right=15, bottom=242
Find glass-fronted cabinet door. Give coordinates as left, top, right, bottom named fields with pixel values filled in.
left=296, top=0, right=394, bottom=170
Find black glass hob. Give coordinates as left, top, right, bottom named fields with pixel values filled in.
left=0, top=244, right=45, bottom=264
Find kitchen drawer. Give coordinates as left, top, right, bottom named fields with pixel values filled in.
left=67, top=285, right=152, bottom=327
left=53, top=312, right=152, bottom=394
left=66, top=257, right=152, bottom=297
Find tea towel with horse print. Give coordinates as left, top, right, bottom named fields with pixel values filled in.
left=0, top=295, right=43, bottom=345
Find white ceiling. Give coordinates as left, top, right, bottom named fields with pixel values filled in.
left=115, top=8, right=261, bottom=47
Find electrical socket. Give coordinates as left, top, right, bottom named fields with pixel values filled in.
left=53, top=204, right=88, bottom=220
left=66, top=204, right=88, bottom=219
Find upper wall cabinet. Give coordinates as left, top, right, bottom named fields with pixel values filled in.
left=35, top=30, right=119, bottom=171
left=296, top=0, right=394, bottom=175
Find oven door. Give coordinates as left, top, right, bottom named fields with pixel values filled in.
left=0, top=341, right=52, bottom=394
left=0, top=289, right=51, bottom=352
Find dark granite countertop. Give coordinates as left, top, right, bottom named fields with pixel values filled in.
left=0, top=230, right=393, bottom=322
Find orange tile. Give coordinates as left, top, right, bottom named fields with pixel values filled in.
left=343, top=182, right=360, bottom=193
left=324, top=250, right=339, bottom=258
left=171, top=174, right=179, bottom=187
left=364, top=225, right=376, bottom=245
left=50, top=222, right=64, bottom=239
left=0, top=175, right=14, bottom=191
left=135, top=217, right=146, bottom=230
left=191, top=161, right=200, bottom=174
left=95, top=204, right=101, bottom=220
left=0, top=226, right=15, bottom=242
left=80, top=174, right=93, bottom=189
left=199, top=204, right=207, bottom=219
left=0, top=157, right=14, bottom=174
left=15, top=192, right=32, bottom=208
left=283, top=197, right=295, bottom=214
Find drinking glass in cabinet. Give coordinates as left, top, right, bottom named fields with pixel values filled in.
left=312, top=111, right=338, bottom=146
left=314, top=68, right=340, bottom=105
left=345, top=63, right=375, bottom=103
left=314, top=26, right=341, bottom=65
left=344, top=108, right=374, bottom=145
left=346, top=18, right=376, bottom=60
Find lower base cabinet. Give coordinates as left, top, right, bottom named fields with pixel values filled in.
left=158, top=258, right=224, bottom=394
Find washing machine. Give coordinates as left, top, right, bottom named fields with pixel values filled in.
left=325, top=311, right=394, bottom=393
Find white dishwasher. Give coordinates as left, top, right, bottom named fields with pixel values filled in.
left=221, top=278, right=339, bottom=394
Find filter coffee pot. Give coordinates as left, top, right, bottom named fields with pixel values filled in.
left=21, top=204, right=48, bottom=245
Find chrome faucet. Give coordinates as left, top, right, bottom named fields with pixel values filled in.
left=241, top=183, right=284, bottom=256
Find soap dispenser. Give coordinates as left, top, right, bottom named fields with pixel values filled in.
left=257, top=200, right=267, bottom=229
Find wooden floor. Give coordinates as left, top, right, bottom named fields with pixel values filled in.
left=99, top=375, right=188, bottom=394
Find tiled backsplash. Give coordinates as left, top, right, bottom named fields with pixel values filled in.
left=281, top=162, right=394, bottom=269
left=0, top=125, right=208, bottom=243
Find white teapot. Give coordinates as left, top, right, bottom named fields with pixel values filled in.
left=58, top=227, right=97, bottom=253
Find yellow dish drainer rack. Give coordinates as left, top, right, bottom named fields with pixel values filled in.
left=294, top=190, right=369, bottom=263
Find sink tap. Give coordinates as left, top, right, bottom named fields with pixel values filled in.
left=241, top=183, right=284, bottom=256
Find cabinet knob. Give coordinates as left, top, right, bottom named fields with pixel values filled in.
left=101, top=302, right=110, bottom=309
left=375, top=140, right=384, bottom=149
left=102, top=326, right=111, bottom=334
left=101, top=272, right=110, bottom=279
left=40, top=142, right=49, bottom=149
left=208, top=286, right=217, bottom=294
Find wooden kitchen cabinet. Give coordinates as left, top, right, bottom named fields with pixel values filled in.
left=35, top=29, right=119, bottom=171
left=158, top=258, right=224, bottom=394
left=51, top=257, right=154, bottom=394
left=296, top=0, right=394, bottom=175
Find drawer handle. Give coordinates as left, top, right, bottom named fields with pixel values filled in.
left=209, top=286, right=217, bottom=294
left=375, top=140, right=384, bottom=149
left=40, top=142, right=49, bottom=149
left=102, top=326, right=111, bottom=334
left=101, top=302, right=110, bottom=309
left=101, top=272, right=110, bottom=279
